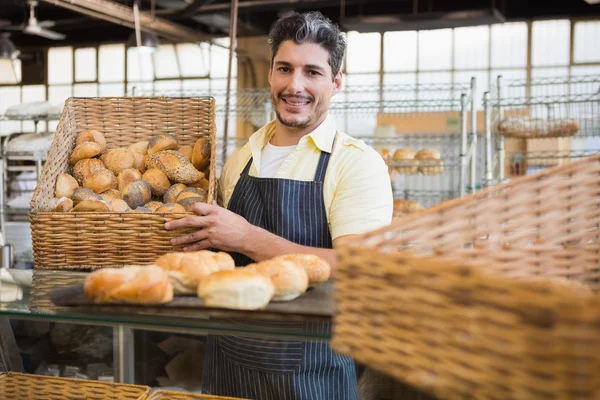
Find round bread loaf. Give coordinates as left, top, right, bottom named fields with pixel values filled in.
left=144, top=201, right=164, bottom=212
left=177, top=196, right=204, bottom=211
left=75, top=129, right=107, bottom=152
left=142, top=168, right=171, bottom=197
left=110, top=198, right=131, bottom=212
left=117, top=168, right=143, bottom=193
left=146, top=150, right=204, bottom=184
left=54, top=197, right=73, bottom=212
left=163, top=183, right=187, bottom=204
left=83, top=169, right=118, bottom=194
left=70, top=142, right=103, bottom=165
left=147, top=134, right=179, bottom=156
left=273, top=253, right=331, bottom=287
left=72, top=199, right=112, bottom=212
left=191, top=137, right=211, bottom=171
left=188, top=178, right=210, bottom=191
left=246, top=260, right=309, bottom=301
left=197, top=269, right=274, bottom=310
left=100, top=189, right=121, bottom=202
left=73, top=158, right=106, bottom=185
left=72, top=188, right=102, bottom=205
left=132, top=151, right=146, bottom=173
left=102, top=148, right=136, bottom=175
left=415, top=148, right=443, bottom=175
left=55, top=173, right=79, bottom=199
left=129, top=140, right=149, bottom=155
left=393, top=148, right=418, bottom=175
left=122, top=179, right=152, bottom=209
left=178, top=145, right=193, bottom=161
left=176, top=187, right=207, bottom=202
left=155, top=203, right=186, bottom=213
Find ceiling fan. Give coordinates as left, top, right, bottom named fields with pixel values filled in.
left=2, top=1, right=66, bottom=40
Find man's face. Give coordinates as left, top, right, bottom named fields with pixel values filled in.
left=268, top=40, right=342, bottom=131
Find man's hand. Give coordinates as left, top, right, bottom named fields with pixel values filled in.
left=164, top=201, right=253, bottom=252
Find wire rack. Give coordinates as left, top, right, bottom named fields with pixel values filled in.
left=484, top=74, right=600, bottom=185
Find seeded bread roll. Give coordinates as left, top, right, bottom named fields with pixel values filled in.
left=176, top=187, right=207, bottom=202
left=73, top=158, right=106, bottom=186
left=102, top=148, right=136, bottom=175
left=55, top=173, right=79, bottom=199
left=122, top=179, right=152, bottom=209
left=117, top=168, right=143, bottom=193
left=177, top=196, right=204, bottom=211
left=83, top=169, right=118, bottom=194
left=146, top=150, right=204, bottom=184
left=178, top=145, right=193, bottom=161
left=142, top=168, right=171, bottom=197
left=72, top=199, right=112, bottom=212
left=197, top=269, right=274, bottom=310
left=128, top=140, right=149, bottom=155
left=163, top=183, right=187, bottom=204
left=147, top=134, right=179, bottom=156
left=144, top=201, right=164, bottom=212
left=191, top=137, right=211, bottom=171
left=75, top=129, right=107, bottom=152
left=70, top=142, right=103, bottom=165
left=72, top=188, right=102, bottom=205
left=155, top=203, right=186, bottom=213
left=54, top=197, right=73, bottom=212
left=246, top=259, right=309, bottom=301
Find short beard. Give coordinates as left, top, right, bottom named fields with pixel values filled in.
left=274, top=109, right=312, bottom=129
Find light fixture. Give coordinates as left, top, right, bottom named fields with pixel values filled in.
left=127, top=30, right=159, bottom=54
left=0, top=33, right=21, bottom=84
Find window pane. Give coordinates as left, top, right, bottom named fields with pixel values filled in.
left=571, top=65, right=600, bottom=76
left=574, top=21, right=600, bottom=63
left=418, top=72, right=452, bottom=84
left=211, top=42, right=237, bottom=78
left=127, top=48, right=155, bottom=81
left=73, top=83, right=98, bottom=97
left=182, top=79, right=210, bottom=92
left=177, top=43, right=210, bottom=77
left=127, top=82, right=153, bottom=95
left=154, top=44, right=179, bottom=79
left=383, top=31, right=417, bottom=72
left=383, top=73, right=417, bottom=86
left=418, top=29, right=452, bottom=71
left=48, top=47, right=73, bottom=84
left=99, top=83, right=125, bottom=96
left=347, top=32, right=381, bottom=73
left=491, top=22, right=527, bottom=68
left=532, top=20, right=570, bottom=66
left=75, top=47, right=97, bottom=82
left=21, top=85, right=45, bottom=103
left=531, top=67, right=570, bottom=78
left=454, top=26, right=489, bottom=70
left=99, top=44, right=125, bottom=82
left=153, top=80, right=182, bottom=95
left=48, top=85, right=72, bottom=107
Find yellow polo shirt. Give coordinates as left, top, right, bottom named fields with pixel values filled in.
left=219, top=114, right=393, bottom=240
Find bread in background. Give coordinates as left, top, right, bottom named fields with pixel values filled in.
left=197, top=269, right=274, bottom=310
left=393, top=148, right=418, bottom=175
left=393, top=199, right=425, bottom=219
left=415, top=148, right=444, bottom=175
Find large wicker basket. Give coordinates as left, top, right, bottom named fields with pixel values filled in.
left=29, top=97, right=217, bottom=270
left=0, top=372, right=149, bottom=399
left=333, top=154, right=600, bottom=400
left=145, top=389, right=249, bottom=399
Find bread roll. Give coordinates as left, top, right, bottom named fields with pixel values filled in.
left=178, top=145, right=193, bottom=161
left=147, top=134, right=179, bottom=156
left=72, top=199, right=112, bottom=212
left=177, top=196, right=205, bottom=211
left=176, top=187, right=208, bottom=202
left=163, top=183, right=187, bottom=204
left=54, top=197, right=73, bottom=212
left=188, top=178, right=210, bottom=191
left=132, top=152, right=146, bottom=173
left=155, top=203, right=186, bottom=213
left=55, top=173, right=79, bottom=199
left=117, top=168, right=143, bottom=193
left=110, top=198, right=131, bottom=213
left=378, top=148, right=391, bottom=162
left=75, top=129, right=107, bottom=152
left=122, top=179, right=153, bottom=209
left=415, top=148, right=443, bottom=175
left=393, top=199, right=425, bottom=219
left=133, top=206, right=152, bottom=212
left=73, top=158, right=106, bottom=186
left=84, top=169, right=118, bottom=194
left=246, top=260, right=309, bottom=301
left=146, top=150, right=204, bottom=184
left=393, top=148, right=418, bottom=175
left=100, top=189, right=121, bottom=202
left=142, top=168, right=171, bottom=197
left=197, top=269, right=274, bottom=310
left=155, top=250, right=235, bottom=294
left=83, top=265, right=173, bottom=305
left=69, top=142, right=103, bottom=165
left=72, top=188, right=102, bottom=205
left=273, top=254, right=331, bottom=287
left=129, top=140, right=149, bottom=155
left=103, top=148, right=136, bottom=175
left=144, top=201, right=164, bottom=212
left=191, top=137, right=211, bottom=171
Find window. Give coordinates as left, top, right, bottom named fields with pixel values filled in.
left=210, top=42, right=237, bottom=78
left=48, top=47, right=73, bottom=84
left=177, top=43, right=210, bottom=77
left=75, top=47, right=97, bottom=82
left=127, top=47, right=154, bottom=82
left=99, top=44, right=125, bottom=82
left=418, top=29, right=452, bottom=71
left=454, top=26, right=489, bottom=70
left=574, top=21, right=600, bottom=63
left=532, top=20, right=570, bottom=66
left=153, top=44, right=180, bottom=79
left=346, top=32, right=381, bottom=73
left=383, top=31, right=417, bottom=72
left=491, top=22, right=527, bottom=68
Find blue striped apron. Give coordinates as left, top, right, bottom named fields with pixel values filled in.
left=202, top=143, right=358, bottom=400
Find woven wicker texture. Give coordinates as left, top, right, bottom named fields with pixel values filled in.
left=145, top=389, right=249, bottom=400
left=29, top=270, right=88, bottom=312
left=30, top=97, right=217, bottom=270
left=0, top=372, right=149, bottom=399
left=333, top=154, right=600, bottom=400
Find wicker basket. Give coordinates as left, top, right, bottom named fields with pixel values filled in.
left=333, top=154, right=600, bottom=400
left=0, top=372, right=149, bottom=399
left=29, top=97, right=217, bottom=270
left=145, top=389, right=249, bottom=400
left=29, top=270, right=88, bottom=312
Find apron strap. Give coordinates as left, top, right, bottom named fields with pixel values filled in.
left=313, top=133, right=337, bottom=182
left=240, top=156, right=254, bottom=176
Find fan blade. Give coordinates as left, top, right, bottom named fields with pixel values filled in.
left=23, top=25, right=66, bottom=40
left=38, top=20, right=56, bottom=28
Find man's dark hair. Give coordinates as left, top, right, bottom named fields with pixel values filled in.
left=268, top=11, right=347, bottom=78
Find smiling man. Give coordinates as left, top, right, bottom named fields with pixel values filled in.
left=165, top=10, right=393, bottom=400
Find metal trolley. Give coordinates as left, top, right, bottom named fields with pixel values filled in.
left=483, top=74, right=600, bottom=186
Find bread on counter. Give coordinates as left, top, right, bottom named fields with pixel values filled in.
left=83, top=265, right=174, bottom=305
left=271, top=253, right=331, bottom=287
left=197, top=269, right=275, bottom=310
left=246, top=259, right=309, bottom=301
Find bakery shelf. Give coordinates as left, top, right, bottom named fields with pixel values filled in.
left=2, top=113, right=61, bottom=122
left=393, top=189, right=458, bottom=208
left=506, top=149, right=600, bottom=161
